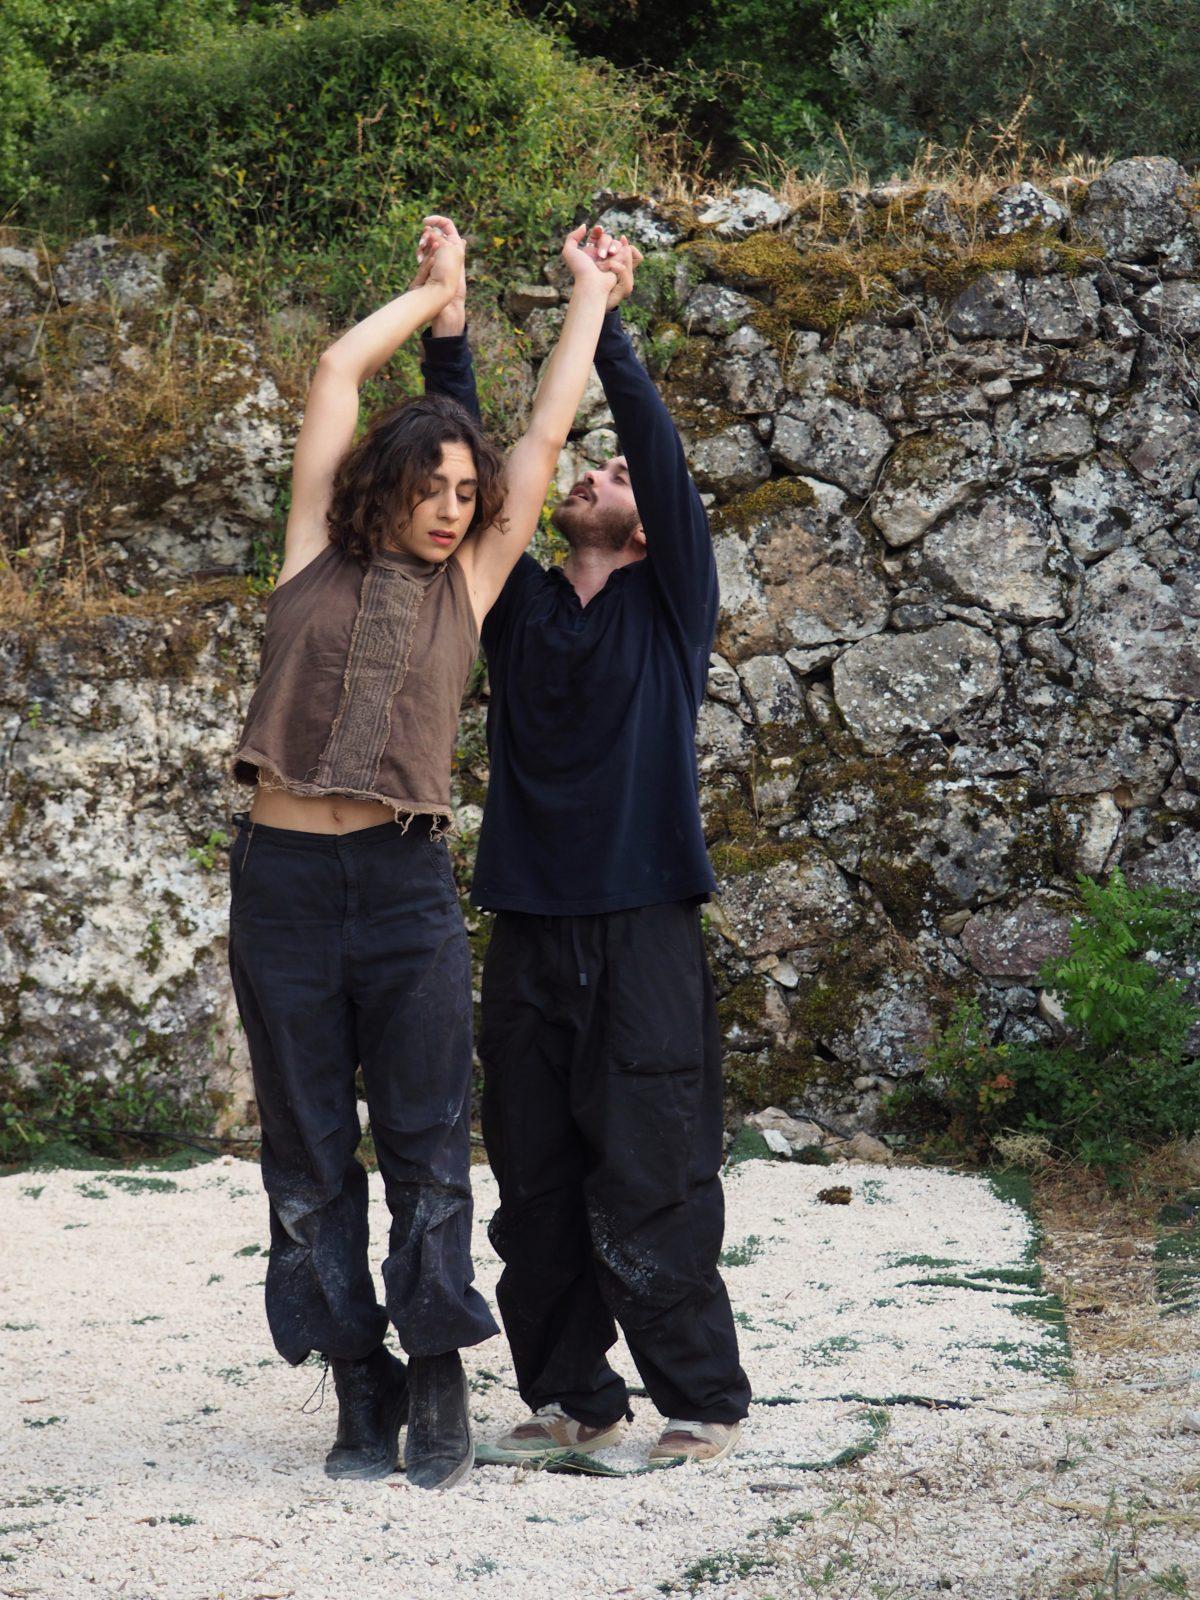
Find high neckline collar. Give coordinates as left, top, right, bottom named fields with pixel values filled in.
left=372, top=546, right=443, bottom=581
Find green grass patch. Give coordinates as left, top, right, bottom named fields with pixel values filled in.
left=720, top=1234, right=764, bottom=1268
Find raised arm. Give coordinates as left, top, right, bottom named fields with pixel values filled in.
left=277, top=218, right=461, bottom=586
left=594, top=302, right=718, bottom=661
left=456, top=226, right=618, bottom=625
left=419, top=222, right=481, bottom=423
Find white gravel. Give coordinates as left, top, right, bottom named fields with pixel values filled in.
left=0, top=1156, right=1076, bottom=1598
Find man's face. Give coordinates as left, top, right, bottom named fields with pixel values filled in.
left=551, top=455, right=641, bottom=551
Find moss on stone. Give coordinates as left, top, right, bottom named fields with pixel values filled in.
left=724, top=1045, right=818, bottom=1109
left=717, top=974, right=769, bottom=1036
left=713, top=475, right=818, bottom=537
left=794, top=752, right=939, bottom=826
left=858, top=851, right=941, bottom=935
left=677, top=225, right=1102, bottom=343
left=791, top=935, right=885, bottom=1042
left=658, top=334, right=738, bottom=438
left=709, top=828, right=820, bottom=879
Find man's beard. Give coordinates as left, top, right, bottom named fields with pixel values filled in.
left=552, top=496, right=639, bottom=552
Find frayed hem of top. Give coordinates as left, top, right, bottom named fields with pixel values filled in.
left=229, top=751, right=456, bottom=837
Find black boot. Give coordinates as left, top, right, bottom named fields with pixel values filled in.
left=404, top=1350, right=474, bottom=1490
left=324, top=1346, right=409, bottom=1480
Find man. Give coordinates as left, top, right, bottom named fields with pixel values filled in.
left=433, top=239, right=751, bottom=1466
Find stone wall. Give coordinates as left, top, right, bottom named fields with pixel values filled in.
left=2, top=157, right=1198, bottom=1133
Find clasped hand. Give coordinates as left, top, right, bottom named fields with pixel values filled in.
left=411, top=216, right=641, bottom=314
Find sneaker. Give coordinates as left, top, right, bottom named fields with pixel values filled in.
left=649, top=1419, right=742, bottom=1465
left=493, top=1403, right=625, bottom=1458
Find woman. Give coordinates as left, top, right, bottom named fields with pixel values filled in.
left=227, top=216, right=625, bottom=1490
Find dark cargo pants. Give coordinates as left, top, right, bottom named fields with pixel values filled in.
left=227, top=814, right=498, bottom=1365
left=479, top=902, right=751, bottom=1427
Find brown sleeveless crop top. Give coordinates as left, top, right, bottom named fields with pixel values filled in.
left=232, top=542, right=479, bottom=824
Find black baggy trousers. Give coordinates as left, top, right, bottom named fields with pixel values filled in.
left=479, top=901, right=751, bottom=1427
left=227, top=814, right=498, bottom=1366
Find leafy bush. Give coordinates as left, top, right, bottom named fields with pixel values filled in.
left=518, top=0, right=898, bottom=161
left=693, top=0, right=898, bottom=156
left=34, top=0, right=653, bottom=312
left=835, top=0, right=1200, bottom=173
left=892, top=871, right=1200, bottom=1178
left=0, top=0, right=284, bottom=210
left=1, top=1052, right=215, bottom=1166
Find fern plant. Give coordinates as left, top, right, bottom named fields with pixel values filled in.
left=899, top=870, right=1200, bottom=1178
left=1043, top=871, right=1197, bottom=1058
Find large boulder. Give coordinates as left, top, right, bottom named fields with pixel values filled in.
left=685, top=424, right=771, bottom=499
left=919, top=489, right=1073, bottom=622
left=982, top=182, right=1069, bottom=238
left=52, top=235, right=169, bottom=309
left=1076, top=157, right=1199, bottom=269
left=1076, top=549, right=1200, bottom=703
left=1128, top=830, right=1200, bottom=894
left=1133, top=281, right=1200, bottom=339
left=1048, top=456, right=1168, bottom=563
left=771, top=394, right=892, bottom=497
left=1097, top=392, right=1200, bottom=500
left=870, top=424, right=1003, bottom=549
left=712, top=482, right=890, bottom=662
left=960, top=894, right=1073, bottom=978
left=713, top=847, right=859, bottom=965
left=1023, top=276, right=1101, bottom=345
left=683, top=283, right=755, bottom=335
left=946, top=272, right=1026, bottom=340
left=1038, top=707, right=1176, bottom=804
left=716, top=325, right=783, bottom=413
left=698, top=187, right=792, bottom=239
left=832, top=623, right=1001, bottom=754
left=0, top=595, right=258, bottom=1122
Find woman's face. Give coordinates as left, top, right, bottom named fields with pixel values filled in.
left=391, top=440, right=478, bottom=562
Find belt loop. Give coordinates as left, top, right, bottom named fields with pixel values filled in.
left=570, top=918, right=588, bottom=988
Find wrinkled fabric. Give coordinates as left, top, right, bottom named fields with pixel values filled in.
left=228, top=814, right=498, bottom=1363
left=471, top=310, right=718, bottom=916
left=232, top=546, right=478, bottom=825
left=479, top=903, right=751, bottom=1426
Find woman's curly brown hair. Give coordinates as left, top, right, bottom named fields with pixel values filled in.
left=326, top=394, right=506, bottom=562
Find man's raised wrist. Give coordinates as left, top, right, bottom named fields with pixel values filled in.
left=425, top=321, right=473, bottom=347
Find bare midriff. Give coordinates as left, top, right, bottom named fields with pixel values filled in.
left=249, top=784, right=400, bottom=834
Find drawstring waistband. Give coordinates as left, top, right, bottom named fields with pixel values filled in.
left=569, top=919, right=588, bottom=989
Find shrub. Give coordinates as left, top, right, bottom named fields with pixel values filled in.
left=893, top=871, right=1200, bottom=1178
left=694, top=0, right=898, bottom=157
left=0, top=0, right=279, bottom=210
left=35, top=0, right=653, bottom=312
left=517, top=0, right=899, bottom=162
left=1, top=1053, right=215, bottom=1165
left=834, top=0, right=1200, bottom=174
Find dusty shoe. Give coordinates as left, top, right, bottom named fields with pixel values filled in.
left=494, top=1403, right=625, bottom=1458
left=649, top=1419, right=742, bottom=1465
left=324, top=1346, right=409, bottom=1480
left=405, top=1351, right=474, bottom=1491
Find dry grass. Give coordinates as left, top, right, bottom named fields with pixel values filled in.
left=0, top=564, right=249, bottom=632
left=0, top=243, right=301, bottom=621
left=1032, top=1145, right=1199, bottom=1389
left=660, top=121, right=1113, bottom=213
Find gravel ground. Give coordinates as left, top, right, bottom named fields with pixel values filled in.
left=0, top=1154, right=1194, bottom=1599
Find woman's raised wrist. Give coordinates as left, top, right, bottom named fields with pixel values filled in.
left=415, top=279, right=458, bottom=318
left=569, top=274, right=614, bottom=305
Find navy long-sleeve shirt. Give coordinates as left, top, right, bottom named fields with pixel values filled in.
left=422, top=311, right=719, bottom=915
